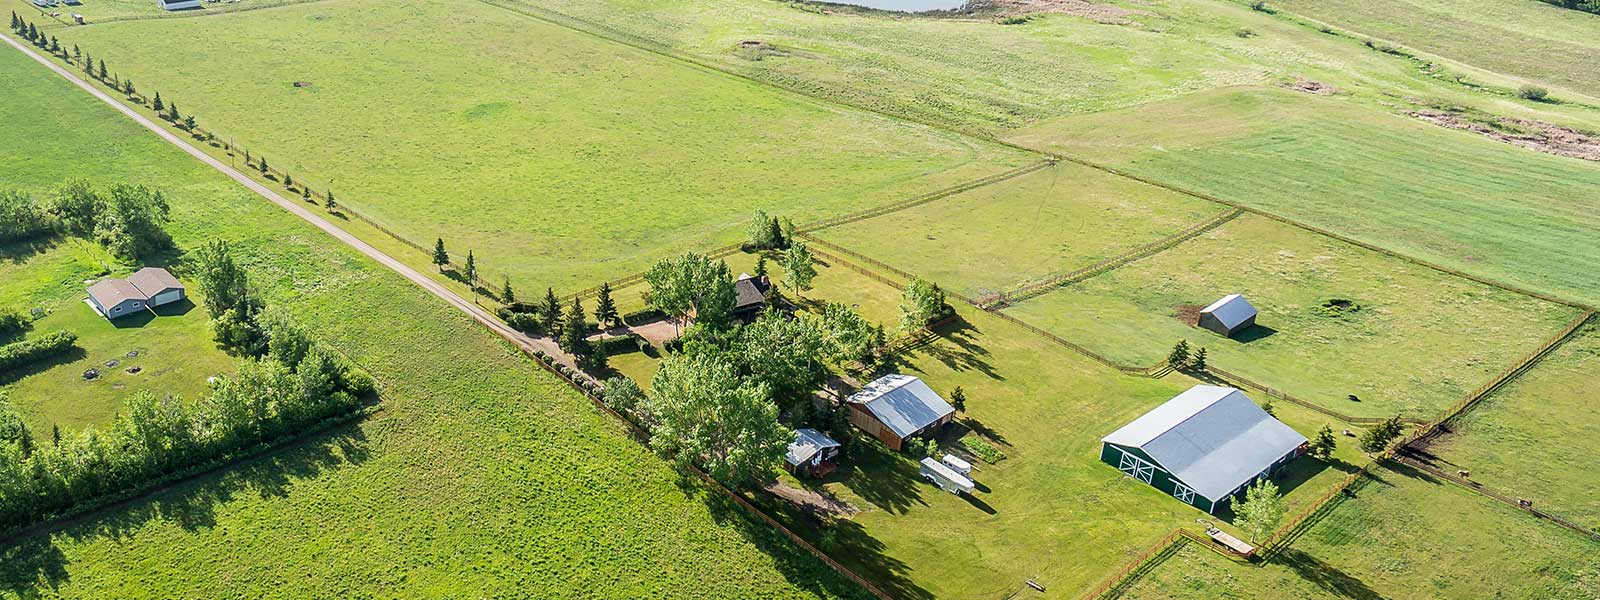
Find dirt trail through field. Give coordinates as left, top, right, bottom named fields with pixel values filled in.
left=0, top=33, right=579, bottom=372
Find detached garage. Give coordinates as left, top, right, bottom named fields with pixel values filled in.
left=1100, top=385, right=1307, bottom=513
left=87, top=279, right=147, bottom=320
left=128, top=267, right=185, bottom=307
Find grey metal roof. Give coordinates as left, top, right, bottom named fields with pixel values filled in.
left=847, top=374, right=954, bottom=439
left=87, top=278, right=147, bottom=308
left=1200, top=294, right=1257, bottom=329
left=127, top=267, right=183, bottom=296
left=733, top=273, right=769, bottom=310
left=785, top=428, right=841, bottom=466
left=1103, top=385, right=1306, bottom=501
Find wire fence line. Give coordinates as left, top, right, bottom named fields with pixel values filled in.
left=989, top=208, right=1244, bottom=308
left=1393, top=454, right=1600, bottom=543
left=1052, top=156, right=1599, bottom=313
left=795, top=159, right=1058, bottom=233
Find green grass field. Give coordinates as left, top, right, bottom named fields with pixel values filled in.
left=53, top=0, right=1029, bottom=291
left=1271, top=0, right=1600, bottom=99
left=813, top=162, right=1221, bottom=297
left=516, top=0, right=1600, bottom=135
left=1009, top=87, right=1600, bottom=308
left=1115, top=462, right=1600, bottom=599
left=0, top=40, right=866, bottom=599
left=5, top=0, right=312, bottom=25
left=1424, top=324, right=1600, bottom=530
left=1002, top=214, right=1582, bottom=419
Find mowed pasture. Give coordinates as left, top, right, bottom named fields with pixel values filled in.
left=1272, top=0, right=1600, bottom=99
left=1114, top=462, right=1600, bottom=600
left=1008, top=87, right=1600, bottom=308
left=4, top=0, right=307, bottom=25
left=1424, top=324, right=1600, bottom=530
left=515, top=0, right=1578, bottom=135
left=813, top=162, right=1221, bottom=298
left=58, top=0, right=1031, bottom=291
left=0, top=45, right=867, bottom=599
left=1002, top=214, right=1582, bottom=420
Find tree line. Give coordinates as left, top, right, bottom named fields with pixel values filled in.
left=2, top=180, right=173, bottom=263
left=0, top=242, right=375, bottom=532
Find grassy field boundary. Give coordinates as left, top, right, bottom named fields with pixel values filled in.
left=1393, top=454, right=1600, bottom=542
left=489, top=0, right=1597, bottom=315
left=1050, top=154, right=1600, bottom=312
left=471, top=0, right=1050, bottom=154
left=988, top=207, right=1245, bottom=308
left=801, top=233, right=1446, bottom=428
left=796, top=159, right=1058, bottom=233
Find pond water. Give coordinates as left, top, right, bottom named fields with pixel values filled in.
left=824, top=0, right=969, bottom=12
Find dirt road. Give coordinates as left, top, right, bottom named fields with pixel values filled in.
left=1, top=33, right=577, bottom=370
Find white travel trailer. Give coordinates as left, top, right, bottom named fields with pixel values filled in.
left=940, top=454, right=973, bottom=477
left=919, top=457, right=974, bottom=495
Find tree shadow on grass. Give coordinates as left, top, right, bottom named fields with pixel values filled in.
left=0, top=237, right=61, bottom=266
left=1273, top=548, right=1385, bottom=600
left=831, top=439, right=927, bottom=516
left=0, top=421, right=371, bottom=596
left=0, top=346, right=88, bottom=386
left=703, top=484, right=932, bottom=600
left=890, top=318, right=1002, bottom=381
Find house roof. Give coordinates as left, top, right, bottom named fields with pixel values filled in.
left=847, top=374, right=955, bottom=439
left=127, top=267, right=183, bottom=296
left=733, top=273, right=770, bottom=310
left=1200, top=294, right=1257, bottom=329
left=87, top=278, right=147, bottom=308
left=785, top=428, right=841, bottom=467
left=1103, top=385, right=1307, bottom=501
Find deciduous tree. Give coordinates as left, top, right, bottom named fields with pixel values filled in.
left=644, top=253, right=736, bottom=332
left=1234, top=479, right=1284, bottom=542
left=647, top=353, right=787, bottom=487
left=899, top=277, right=947, bottom=331
left=782, top=241, right=817, bottom=298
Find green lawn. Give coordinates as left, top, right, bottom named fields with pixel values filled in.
left=814, top=162, right=1222, bottom=298
left=0, top=36, right=866, bottom=600
left=0, top=251, right=235, bottom=439
left=1425, top=324, right=1600, bottom=530
left=54, top=0, right=1029, bottom=291
left=1271, top=0, right=1600, bottom=99
left=1003, top=214, right=1582, bottom=420
left=1115, top=462, right=1600, bottom=599
left=5, top=0, right=313, bottom=26
left=1009, top=87, right=1600, bottom=308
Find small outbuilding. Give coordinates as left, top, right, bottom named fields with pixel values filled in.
left=785, top=428, right=842, bottom=478
left=846, top=374, right=955, bottom=451
left=1198, top=294, right=1257, bottom=338
left=127, top=267, right=185, bottom=307
left=732, top=272, right=772, bottom=319
left=1100, top=385, right=1307, bottom=514
left=87, top=279, right=148, bottom=320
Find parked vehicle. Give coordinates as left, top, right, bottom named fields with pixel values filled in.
left=919, top=457, right=974, bottom=495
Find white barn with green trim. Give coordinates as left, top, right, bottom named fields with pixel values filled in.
left=1100, top=385, right=1307, bottom=513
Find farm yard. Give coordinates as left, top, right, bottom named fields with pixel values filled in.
left=2, top=0, right=1599, bottom=597
left=54, top=0, right=1032, bottom=290
left=0, top=44, right=866, bottom=599
left=1000, top=213, right=1585, bottom=420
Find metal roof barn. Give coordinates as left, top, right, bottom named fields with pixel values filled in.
left=1198, top=294, right=1257, bottom=337
left=846, top=374, right=955, bottom=450
left=1101, top=385, right=1307, bottom=513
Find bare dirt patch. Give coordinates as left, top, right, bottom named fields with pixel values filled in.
left=1173, top=304, right=1202, bottom=327
left=765, top=482, right=859, bottom=516
left=1409, top=110, right=1600, bottom=162
left=1283, top=77, right=1339, bottom=96
left=980, top=0, right=1154, bottom=24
